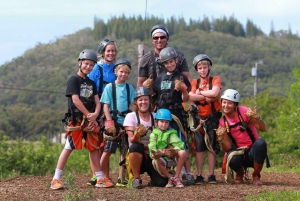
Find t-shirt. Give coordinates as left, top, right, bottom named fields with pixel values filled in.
left=100, top=82, right=135, bottom=125
left=190, top=76, right=222, bottom=117
left=66, top=74, right=97, bottom=113
left=138, top=49, right=189, bottom=80
left=88, top=61, right=116, bottom=95
left=123, top=112, right=155, bottom=152
left=219, top=106, right=260, bottom=148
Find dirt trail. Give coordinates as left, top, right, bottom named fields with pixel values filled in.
left=1, top=172, right=299, bottom=201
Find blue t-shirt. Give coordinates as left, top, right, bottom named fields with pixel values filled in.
left=88, top=61, right=116, bottom=95
left=100, top=82, right=135, bottom=125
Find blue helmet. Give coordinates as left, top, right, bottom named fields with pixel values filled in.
left=155, top=109, right=172, bottom=121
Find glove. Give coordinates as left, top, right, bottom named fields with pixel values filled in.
left=174, top=76, right=186, bottom=92
left=85, top=120, right=100, bottom=133
left=215, top=126, right=226, bottom=143
left=142, top=74, right=154, bottom=89
left=163, top=146, right=178, bottom=158
left=104, top=120, right=116, bottom=136
left=246, top=106, right=260, bottom=120
left=151, top=149, right=164, bottom=159
left=134, top=124, right=148, bottom=138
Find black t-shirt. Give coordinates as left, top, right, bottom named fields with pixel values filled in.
left=66, top=74, right=97, bottom=113
left=138, top=49, right=189, bottom=81
left=153, top=70, right=191, bottom=118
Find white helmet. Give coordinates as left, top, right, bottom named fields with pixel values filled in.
left=221, top=89, right=240, bottom=102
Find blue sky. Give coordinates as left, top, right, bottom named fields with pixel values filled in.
left=1, top=0, right=299, bottom=65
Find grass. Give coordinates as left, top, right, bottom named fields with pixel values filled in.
left=245, top=190, right=300, bottom=201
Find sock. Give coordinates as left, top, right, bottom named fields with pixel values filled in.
left=95, top=171, right=103, bottom=180
left=181, top=166, right=186, bottom=175
left=53, top=169, right=63, bottom=180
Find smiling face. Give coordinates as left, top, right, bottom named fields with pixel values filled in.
left=102, top=43, right=117, bottom=63
left=152, top=33, right=167, bottom=51
left=221, top=99, right=236, bottom=116
left=162, top=58, right=177, bottom=73
left=78, top=59, right=95, bottom=76
left=115, top=65, right=130, bottom=83
left=136, top=95, right=150, bottom=113
left=196, top=60, right=211, bottom=78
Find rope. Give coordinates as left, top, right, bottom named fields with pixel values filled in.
left=203, top=126, right=217, bottom=156
left=64, top=118, right=86, bottom=131
left=188, top=113, right=201, bottom=132
left=171, top=114, right=187, bottom=142
left=224, top=147, right=247, bottom=183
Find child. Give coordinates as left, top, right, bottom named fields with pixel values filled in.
left=97, top=58, right=135, bottom=187
left=148, top=47, right=195, bottom=185
left=188, top=54, right=222, bottom=184
left=87, top=39, right=118, bottom=186
left=50, top=49, right=101, bottom=190
left=148, top=108, right=186, bottom=187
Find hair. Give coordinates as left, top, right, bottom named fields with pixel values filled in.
left=131, top=96, right=152, bottom=113
left=197, top=60, right=211, bottom=67
left=114, top=64, right=131, bottom=74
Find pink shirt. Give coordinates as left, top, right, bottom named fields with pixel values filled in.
left=123, top=112, right=155, bottom=153
left=219, top=106, right=260, bottom=148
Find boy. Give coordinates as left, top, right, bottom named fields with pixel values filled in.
left=148, top=108, right=186, bottom=188
left=50, top=49, right=101, bottom=190
left=148, top=47, right=195, bottom=185
left=97, top=58, right=135, bottom=187
left=188, top=54, right=222, bottom=184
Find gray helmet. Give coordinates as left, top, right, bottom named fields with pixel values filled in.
left=159, top=47, right=178, bottom=62
left=78, top=49, right=97, bottom=63
left=193, top=54, right=212, bottom=70
left=134, top=87, right=151, bottom=99
left=151, top=24, right=169, bottom=37
left=221, top=89, right=240, bottom=102
left=115, top=58, right=131, bottom=69
left=97, top=39, right=115, bottom=54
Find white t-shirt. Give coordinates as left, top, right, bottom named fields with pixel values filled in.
left=123, top=112, right=155, bottom=152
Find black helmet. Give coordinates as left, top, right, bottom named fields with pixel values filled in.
left=193, top=54, right=212, bottom=70
left=151, top=24, right=169, bottom=37
left=115, top=58, right=131, bottom=69
left=159, top=47, right=178, bottom=63
left=97, top=39, right=115, bottom=54
left=134, top=87, right=151, bottom=99
left=78, top=49, right=97, bottom=63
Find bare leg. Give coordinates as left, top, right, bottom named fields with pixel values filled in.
left=129, top=152, right=143, bottom=178
left=196, top=151, right=205, bottom=175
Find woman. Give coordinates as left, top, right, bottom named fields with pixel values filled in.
left=123, top=87, right=169, bottom=188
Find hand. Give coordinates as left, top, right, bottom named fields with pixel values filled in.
left=134, top=124, right=148, bottom=138
left=246, top=106, right=260, bottom=120
left=151, top=149, right=164, bottom=159
left=215, top=126, right=226, bottom=143
left=87, top=112, right=97, bottom=121
left=104, top=120, right=116, bottom=136
left=142, top=74, right=154, bottom=89
left=84, top=120, right=100, bottom=133
left=164, top=147, right=178, bottom=158
left=174, top=76, right=187, bottom=92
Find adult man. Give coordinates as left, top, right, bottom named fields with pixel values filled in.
left=137, top=24, right=191, bottom=87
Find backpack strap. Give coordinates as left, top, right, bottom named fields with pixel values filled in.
left=111, top=82, right=132, bottom=121
left=98, top=65, right=104, bottom=97
left=151, top=50, right=157, bottom=81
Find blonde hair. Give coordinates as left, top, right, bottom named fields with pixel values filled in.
left=100, top=41, right=118, bottom=58
left=114, top=64, right=131, bottom=74
left=197, top=60, right=210, bottom=67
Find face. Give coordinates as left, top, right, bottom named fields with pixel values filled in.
left=197, top=62, right=211, bottom=78
left=136, top=95, right=150, bottom=113
left=163, top=58, right=177, bottom=73
left=152, top=33, right=167, bottom=51
left=116, top=66, right=130, bottom=82
left=221, top=99, right=236, bottom=115
left=157, top=120, right=170, bottom=131
left=103, top=43, right=117, bottom=63
left=78, top=60, right=95, bottom=75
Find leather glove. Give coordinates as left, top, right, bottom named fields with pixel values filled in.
left=174, top=76, right=187, bottom=92
left=134, top=124, right=148, bottom=138
left=164, top=146, right=178, bottom=158
left=142, top=74, right=154, bottom=89
left=151, top=149, right=164, bottom=159
left=246, top=106, right=260, bottom=120
left=215, top=126, right=226, bottom=143
left=85, top=120, right=100, bottom=133
left=104, top=120, right=116, bottom=136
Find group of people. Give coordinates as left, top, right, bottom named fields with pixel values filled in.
left=50, top=24, right=269, bottom=190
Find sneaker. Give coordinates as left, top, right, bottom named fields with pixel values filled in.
left=208, top=175, right=217, bottom=184
left=95, top=177, right=114, bottom=188
left=86, top=175, right=97, bottom=186
left=165, top=177, right=175, bottom=188
left=50, top=179, right=63, bottom=190
left=195, top=175, right=204, bottom=185
left=185, top=173, right=195, bottom=185
left=132, top=178, right=142, bottom=189
left=173, top=177, right=184, bottom=188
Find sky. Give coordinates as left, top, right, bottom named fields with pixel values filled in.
left=1, top=0, right=299, bottom=66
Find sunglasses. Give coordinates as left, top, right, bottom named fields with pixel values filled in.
left=152, top=36, right=167, bottom=40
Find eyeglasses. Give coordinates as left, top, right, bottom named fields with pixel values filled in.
left=152, top=36, right=167, bottom=40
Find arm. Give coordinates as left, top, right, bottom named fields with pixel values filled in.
left=87, top=95, right=100, bottom=121
left=148, top=132, right=157, bottom=159
left=250, top=119, right=266, bottom=132
left=71, top=94, right=90, bottom=117
left=125, top=126, right=141, bottom=143
left=220, top=133, right=232, bottom=152
left=103, top=103, right=112, bottom=120
left=137, top=76, right=147, bottom=87
left=182, top=71, right=192, bottom=83
left=199, top=85, right=220, bottom=98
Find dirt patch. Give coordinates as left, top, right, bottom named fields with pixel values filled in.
left=1, top=172, right=300, bottom=201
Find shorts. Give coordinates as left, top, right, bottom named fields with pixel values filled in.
left=64, top=120, right=100, bottom=151
left=194, top=127, right=218, bottom=153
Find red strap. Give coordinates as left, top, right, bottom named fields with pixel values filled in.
left=222, top=152, right=228, bottom=174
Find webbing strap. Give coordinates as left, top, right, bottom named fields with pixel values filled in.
left=98, top=65, right=103, bottom=97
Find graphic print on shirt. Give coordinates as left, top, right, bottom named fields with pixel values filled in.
left=161, top=80, right=172, bottom=90
left=80, top=83, right=93, bottom=98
